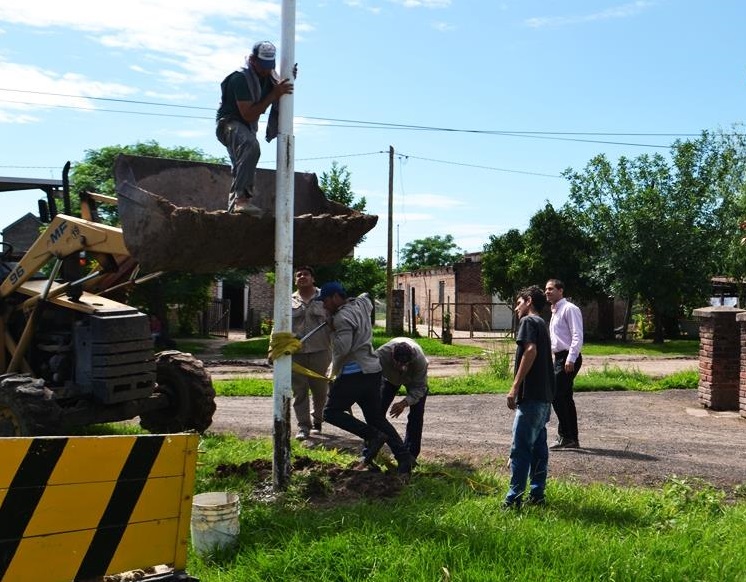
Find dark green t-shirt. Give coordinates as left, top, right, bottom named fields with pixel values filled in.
left=514, top=314, right=555, bottom=403
left=216, top=70, right=273, bottom=125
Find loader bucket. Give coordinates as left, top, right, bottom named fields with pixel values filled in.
left=113, top=154, right=378, bottom=273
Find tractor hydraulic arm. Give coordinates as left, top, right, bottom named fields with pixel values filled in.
left=0, top=214, right=130, bottom=299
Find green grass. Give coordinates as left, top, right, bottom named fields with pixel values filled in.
left=582, top=339, right=699, bottom=357
left=213, top=367, right=699, bottom=398
left=185, top=434, right=746, bottom=582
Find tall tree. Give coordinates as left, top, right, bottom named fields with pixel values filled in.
left=564, top=132, right=730, bottom=342
left=481, top=229, right=529, bottom=304
left=400, top=234, right=464, bottom=271
left=319, top=161, right=366, bottom=212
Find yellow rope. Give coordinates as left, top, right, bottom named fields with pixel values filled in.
left=269, top=332, right=333, bottom=381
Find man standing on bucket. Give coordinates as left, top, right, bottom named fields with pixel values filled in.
left=215, top=41, right=295, bottom=216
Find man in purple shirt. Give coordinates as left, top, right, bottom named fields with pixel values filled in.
left=545, top=279, right=584, bottom=449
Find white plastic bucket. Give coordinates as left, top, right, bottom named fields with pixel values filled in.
left=190, top=491, right=240, bottom=556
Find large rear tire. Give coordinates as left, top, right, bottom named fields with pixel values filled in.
left=0, top=375, right=61, bottom=436
left=139, top=351, right=216, bottom=434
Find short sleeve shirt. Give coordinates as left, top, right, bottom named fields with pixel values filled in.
left=514, top=314, right=555, bottom=403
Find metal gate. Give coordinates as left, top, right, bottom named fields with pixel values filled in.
left=201, top=298, right=231, bottom=338
left=427, top=302, right=515, bottom=339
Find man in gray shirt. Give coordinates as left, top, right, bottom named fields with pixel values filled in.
left=318, top=282, right=413, bottom=476
left=376, top=337, right=429, bottom=462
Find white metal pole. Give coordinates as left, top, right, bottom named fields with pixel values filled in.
left=272, top=0, right=296, bottom=490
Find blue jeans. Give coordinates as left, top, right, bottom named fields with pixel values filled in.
left=505, top=400, right=551, bottom=504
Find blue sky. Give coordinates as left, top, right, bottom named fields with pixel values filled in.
left=0, top=1, right=744, bottom=263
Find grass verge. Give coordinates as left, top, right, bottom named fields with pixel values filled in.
left=186, top=434, right=745, bottom=582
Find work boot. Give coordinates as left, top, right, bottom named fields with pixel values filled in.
left=228, top=193, right=263, bottom=217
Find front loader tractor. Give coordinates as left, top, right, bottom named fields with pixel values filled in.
left=0, top=168, right=215, bottom=437
left=0, top=153, right=377, bottom=436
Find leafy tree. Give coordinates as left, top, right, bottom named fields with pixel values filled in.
left=564, top=132, right=731, bottom=342
left=319, top=161, right=366, bottom=212
left=400, top=234, right=464, bottom=271
left=481, top=228, right=527, bottom=304
left=315, top=256, right=386, bottom=299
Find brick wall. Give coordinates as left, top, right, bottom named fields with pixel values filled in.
left=693, top=307, right=742, bottom=411
left=738, top=312, right=746, bottom=419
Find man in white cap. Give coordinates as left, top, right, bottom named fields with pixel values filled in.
left=216, top=41, right=294, bottom=215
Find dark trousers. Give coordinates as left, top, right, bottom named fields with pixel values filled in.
left=552, top=351, right=582, bottom=442
left=323, top=371, right=409, bottom=460
left=380, top=380, right=427, bottom=460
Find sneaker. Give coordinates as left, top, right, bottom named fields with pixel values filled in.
left=550, top=437, right=580, bottom=449
left=310, top=423, right=322, bottom=435
left=362, top=431, right=386, bottom=465
left=295, top=429, right=309, bottom=441
left=229, top=194, right=264, bottom=217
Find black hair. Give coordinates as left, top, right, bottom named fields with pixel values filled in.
left=546, top=278, right=564, bottom=292
left=518, top=285, right=547, bottom=312
left=295, top=265, right=315, bottom=277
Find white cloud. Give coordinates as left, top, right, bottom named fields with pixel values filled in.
left=391, top=0, right=451, bottom=7
left=431, top=21, right=454, bottom=32
left=0, top=60, right=136, bottom=122
left=525, top=1, right=652, bottom=29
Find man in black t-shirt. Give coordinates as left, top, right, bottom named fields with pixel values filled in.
left=503, top=285, right=555, bottom=508
left=215, top=41, right=294, bottom=215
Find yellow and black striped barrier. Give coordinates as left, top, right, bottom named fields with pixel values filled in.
left=0, top=433, right=199, bottom=582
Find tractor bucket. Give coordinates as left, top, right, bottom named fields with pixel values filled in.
left=113, top=154, right=378, bottom=273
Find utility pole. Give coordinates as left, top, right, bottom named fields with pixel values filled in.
left=385, top=145, right=394, bottom=334
left=272, top=0, right=296, bottom=491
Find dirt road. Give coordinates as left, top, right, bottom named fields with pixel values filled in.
left=198, top=341, right=745, bottom=492
left=209, top=388, right=745, bottom=492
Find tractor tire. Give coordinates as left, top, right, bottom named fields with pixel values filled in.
left=0, top=375, right=61, bottom=436
left=139, top=351, right=216, bottom=434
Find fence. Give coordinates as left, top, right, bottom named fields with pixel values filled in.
left=200, top=298, right=231, bottom=338
left=425, top=302, right=515, bottom=339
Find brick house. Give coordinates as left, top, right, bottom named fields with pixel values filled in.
left=1, top=213, right=43, bottom=256
left=394, top=252, right=513, bottom=333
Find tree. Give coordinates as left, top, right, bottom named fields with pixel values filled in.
left=315, top=257, right=387, bottom=299
left=481, top=229, right=528, bottom=305
left=564, top=132, right=731, bottom=342
left=400, top=234, right=464, bottom=272
left=319, top=161, right=366, bottom=212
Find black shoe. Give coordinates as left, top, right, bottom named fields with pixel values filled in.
left=310, top=423, right=322, bottom=435
left=502, top=498, right=522, bottom=510
left=362, top=431, right=386, bottom=464
left=396, top=454, right=414, bottom=476
left=527, top=496, right=546, bottom=506
left=550, top=437, right=580, bottom=449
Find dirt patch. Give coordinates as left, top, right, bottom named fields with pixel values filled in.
left=214, top=456, right=405, bottom=504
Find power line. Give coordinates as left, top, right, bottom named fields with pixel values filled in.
left=0, top=87, right=711, bottom=148
left=395, top=153, right=562, bottom=178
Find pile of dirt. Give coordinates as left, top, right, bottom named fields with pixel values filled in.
left=215, top=457, right=405, bottom=504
